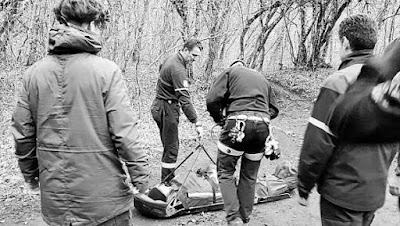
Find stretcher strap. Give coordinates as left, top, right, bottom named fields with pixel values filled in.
left=161, top=144, right=216, bottom=184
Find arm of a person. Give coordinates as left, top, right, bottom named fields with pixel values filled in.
left=268, top=84, right=279, bottom=119
left=171, top=66, right=198, bottom=123
left=104, top=68, right=149, bottom=193
left=11, top=74, right=39, bottom=188
left=297, top=73, right=349, bottom=199
left=206, top=71, right=229, bottom=124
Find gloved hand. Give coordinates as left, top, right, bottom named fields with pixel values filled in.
left=264, top=135, right=280, bottom=160
left=195, top=121, right=204, bottom=140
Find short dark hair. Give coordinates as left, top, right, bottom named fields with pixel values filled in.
left=54, top=0, right=109, bottom=28
left=183, top=39, right=203, bottom=51
left=338, top=14, right=377, bottom=51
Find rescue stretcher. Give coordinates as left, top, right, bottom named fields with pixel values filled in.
left=134, top=144, right=296, bottom=219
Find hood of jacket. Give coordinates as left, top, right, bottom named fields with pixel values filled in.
left=48, top=23, right=102, bottom=55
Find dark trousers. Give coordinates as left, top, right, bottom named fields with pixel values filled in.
left=217, top=119, right=269, bottom=223
left=151, top=98, right=180, bottom=182
left=320, top=197, right=376, bottom=226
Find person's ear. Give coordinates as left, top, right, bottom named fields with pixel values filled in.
left=88, top=21, right=101, bottom=34
left=341, top=37, right=351, bottom=51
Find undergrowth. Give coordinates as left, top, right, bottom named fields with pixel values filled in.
left=265, top=68, right=333, bottom=100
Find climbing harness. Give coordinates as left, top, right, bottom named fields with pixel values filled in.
left=228, top=119, right=246, bottom=143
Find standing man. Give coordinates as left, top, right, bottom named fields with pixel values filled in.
left=151, top=39, right=204, bottom=184
left=298, top=14, right=398, bottom=226
left=206, top=60, right=279, bottom=226
left=11, top=0, right=149, bottom=225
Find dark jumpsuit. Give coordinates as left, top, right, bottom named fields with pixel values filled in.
left=206, top=66, right=279, bottom=224
left=151, top=52, right=198, bottom=182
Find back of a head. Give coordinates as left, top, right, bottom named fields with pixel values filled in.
left=183, top=39, right=203, bottom=51
left=338, top=14, right=377, bottom=51
left=54, top=0, right=108, bottom=28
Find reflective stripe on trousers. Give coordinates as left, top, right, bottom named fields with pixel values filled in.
left=217, top=141, right=264, bottom=161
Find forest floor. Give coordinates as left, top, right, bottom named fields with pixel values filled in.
left=0, top=68, right=399, bottom=226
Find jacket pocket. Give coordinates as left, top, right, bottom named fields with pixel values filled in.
left=151, top=100, right=161, bottom=122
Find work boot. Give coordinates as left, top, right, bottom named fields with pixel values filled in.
left=227, top=218, right=243, bottom=226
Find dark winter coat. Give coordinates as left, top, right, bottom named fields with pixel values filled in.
left=298, top=50, right=398, bottom=211
left=205, top=66, right=279, bottom=124
left=329, top=38, right=400, bottom=143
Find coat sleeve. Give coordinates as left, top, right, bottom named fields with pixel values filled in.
left=206, top=70, right=229, bottom=123
left=171, top=66, right=198, bottom=123
left=268, top=84, right=279, bottom=119
left=11, top=72, right=39, bottom=186
left=104, top=68, right=149, bottom=193
left=297, top=75, right=343, bottom=199
left=329, top=80, right=400, bottom=143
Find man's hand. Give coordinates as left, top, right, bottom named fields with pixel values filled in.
left=195, top=121, right=204, bottom=140
left=297, top=196, right=309, bottom=206
left=389, top=173, right=400, bottom=196
left=297, top=189, right=309, bottom=206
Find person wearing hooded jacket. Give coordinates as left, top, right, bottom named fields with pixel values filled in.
left=11, top=0, right=149, bottom=225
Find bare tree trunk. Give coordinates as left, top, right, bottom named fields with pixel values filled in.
left=170, top=0, right=189, bottom=40
left=295, top=0, right=307, bottom=67
left=204, top=0, right=232, bottom=82
left=246, top=1, right=290, bottom=69
left=132, top=0, right=150, bottom=119
left=307, top=0, right=351, bottom=69
left=0, top=0, right=24, bottom=62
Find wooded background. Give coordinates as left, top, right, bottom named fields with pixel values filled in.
left=1, top=0, right=400, bottom=83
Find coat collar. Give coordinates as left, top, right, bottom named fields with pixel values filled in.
left=48, top=24, right=102, bottom=55
left=339, top=49, right=373, bottom=70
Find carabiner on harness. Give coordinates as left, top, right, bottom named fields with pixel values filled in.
left=228, top=119, right=246, bottom=143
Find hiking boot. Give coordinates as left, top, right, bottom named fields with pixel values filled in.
left=227, top=218, right=243, bottom=226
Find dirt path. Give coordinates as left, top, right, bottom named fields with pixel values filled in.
left=1, top=90, right=399, bottom=226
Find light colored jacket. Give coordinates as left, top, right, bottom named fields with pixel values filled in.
left=11, top=24, right=149, bottom=225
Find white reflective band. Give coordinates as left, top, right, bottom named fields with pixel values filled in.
left=244, top=152, right=264, bottom=161
left=217, top=141, right=243, bottom=156
left=161, top=162, right=177, bottom=169
left=308, top=117, right=334, bottom=136
left=15, top=147, right=36, bottom=159
left=175, top=88, right=189, bottom=91
left=228, top=115, right=270, bottom=122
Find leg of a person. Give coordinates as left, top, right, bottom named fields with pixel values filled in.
left=237, top=156, right=261, bottom=223
left=98, top=210, right=132, bottom=226
left=320, top=196, right=367, bottom=226
left=396, top=151, right=400, bottom=176
left=217, top=150, right=241, bottom=223
left=160, top=102, right=180, bottom=182
left=236, top=120, right=268, bottom=223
